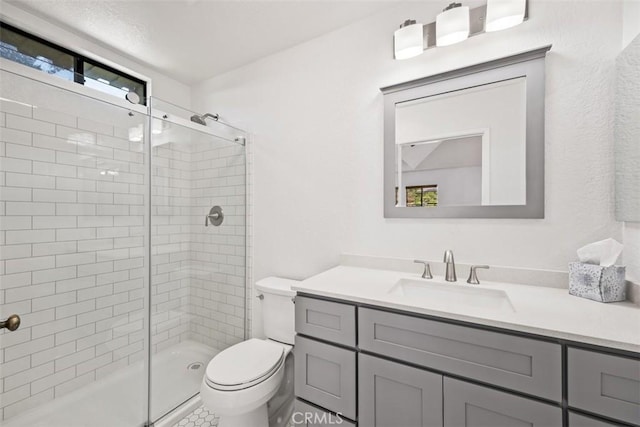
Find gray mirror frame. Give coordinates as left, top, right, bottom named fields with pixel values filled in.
left=382, top=45, right=551, bottom=219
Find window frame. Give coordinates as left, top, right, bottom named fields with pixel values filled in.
left=0, top=20, right=148, bottom=105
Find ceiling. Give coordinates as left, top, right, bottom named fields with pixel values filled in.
left=8, top=0, right=400, bottom=84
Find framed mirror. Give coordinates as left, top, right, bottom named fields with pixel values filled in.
left=615, top=35, right=640, bottom=222
left=382, top=46, right=551, bottom=218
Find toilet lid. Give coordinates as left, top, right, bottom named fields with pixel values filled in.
left=205, top=339, right=284, bottom=388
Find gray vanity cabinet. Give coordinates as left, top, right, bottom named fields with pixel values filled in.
left=294, top=294, right=639, bottom=427
left=443, top=378, right=562, bottom=427
left=359, top=354, right=443, bottom=427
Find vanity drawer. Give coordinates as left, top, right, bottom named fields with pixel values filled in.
left=569, top=412, right=619, bottom=427
left=295, top=296, right=356, bottom=347
left=294, top=399, right=356, bottom=426
left=359, top=307, right=562, bottom=401
left=294, top=335, right=357, bottom=420
left=444, top=378, right=562, bottom=427
left=568, top=347, right=640, bottom=425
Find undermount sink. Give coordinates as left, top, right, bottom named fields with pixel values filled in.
left=388, top=278, right=515, bottom=312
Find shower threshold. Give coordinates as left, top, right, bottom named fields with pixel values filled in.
left=3, top=340, right=217, bottom=427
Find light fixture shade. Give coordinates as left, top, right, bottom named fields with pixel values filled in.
left=436, top=5, right=470, bottom=47
left=486, top=0, right=526, bottom=32
left=394, top=21, right=424, bottom=60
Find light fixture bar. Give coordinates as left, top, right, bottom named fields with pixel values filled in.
left=420, top=1, right=528, bottom=50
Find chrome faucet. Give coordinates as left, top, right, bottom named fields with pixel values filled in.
left=443, top=250, right=456, bottom=282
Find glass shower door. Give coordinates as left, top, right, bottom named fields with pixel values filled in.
left=0, top=69, right=150, bottom=427
left=148, top=99, right=247, bottom=423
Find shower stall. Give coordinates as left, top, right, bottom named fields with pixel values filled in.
left=0, top=68, right=248, bottom=427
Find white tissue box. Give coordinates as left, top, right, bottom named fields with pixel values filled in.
left=568, top=262, right=626, bottom=303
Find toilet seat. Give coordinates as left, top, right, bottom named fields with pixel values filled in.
left=205, top=339, right=285, bottom=391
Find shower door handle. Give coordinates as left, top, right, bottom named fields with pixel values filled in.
left=0, top=314, right=20, bottom=331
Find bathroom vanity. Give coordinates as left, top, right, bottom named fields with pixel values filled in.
left=291, top=264, right=640, bottom=427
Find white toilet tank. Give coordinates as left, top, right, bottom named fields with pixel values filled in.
left=256, top=277, right=299, bottom=345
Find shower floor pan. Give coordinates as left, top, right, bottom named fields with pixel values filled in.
left=3, top=340, right=217, bottom=427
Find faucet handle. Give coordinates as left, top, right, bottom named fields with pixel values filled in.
left=467, top=265, right=490, bottom=285
left=413, top=260, right=433, bottom=279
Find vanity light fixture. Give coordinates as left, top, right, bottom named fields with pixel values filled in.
left=392, top=0, right=528, bottom=59
left=485, top=0, right=526, bottom=32
left=436, top=3, right=470, bottom=47
left=394, top=19, right=424, bottom=60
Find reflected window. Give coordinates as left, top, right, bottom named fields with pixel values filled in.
left=396, top=185, right=438, bottom=207
left=0, top=21, right=147, bottom=105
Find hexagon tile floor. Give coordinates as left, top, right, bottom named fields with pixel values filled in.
left=173, top=406, right=219, bottom=427
left=173, top=405, right=294, bottom=427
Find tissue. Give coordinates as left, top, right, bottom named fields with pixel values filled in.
left=576, top=238, right=623, bottom=267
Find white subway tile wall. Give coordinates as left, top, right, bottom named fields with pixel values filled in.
left=0, top=72, right=247, bottom=422
left=150, top=134, right=246, bottom=354
left=0, top=94, right=149, bottom=421
left=187, top=138, right=246, bottom=349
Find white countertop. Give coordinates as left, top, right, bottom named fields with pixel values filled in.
left=293, top=265, right=640, bottom=353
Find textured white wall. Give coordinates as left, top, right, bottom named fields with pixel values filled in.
left=192, top=0, right=626, bottom=336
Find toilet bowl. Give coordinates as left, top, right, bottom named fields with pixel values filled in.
left=200, top=277, right=299, bottom=427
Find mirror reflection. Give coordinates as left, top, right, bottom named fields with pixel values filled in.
left=395, top=77, right=527, bottom=207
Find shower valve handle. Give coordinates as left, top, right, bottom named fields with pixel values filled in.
left=205, top=206, right=224, bottom=227
left=205, top=212, right=219, bottom=225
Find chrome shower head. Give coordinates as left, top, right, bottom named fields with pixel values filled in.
left=190, top=113, right=219, bottom=125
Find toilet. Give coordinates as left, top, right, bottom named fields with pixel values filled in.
left=200, top=277, right=298, bottom=427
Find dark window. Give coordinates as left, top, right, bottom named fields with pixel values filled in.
left=0, top=21, right=147, bottom=105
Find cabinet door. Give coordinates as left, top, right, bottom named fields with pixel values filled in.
left=443, top=378, right=562, bottom=427
left=568, top=347, right=640, bottom=426
left=359, top=353, right=443, bottom=427
left=294, top=335, right=357, bottom=420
